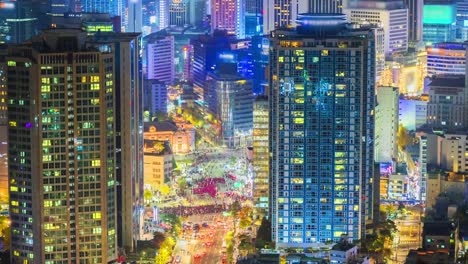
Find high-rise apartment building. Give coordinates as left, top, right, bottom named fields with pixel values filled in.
left=308, top=0, right=342, bottom=13
left=263, top=0, right=308, bottom=34
left=0, top=45, right=6, bottom=126
left=374, top=86, right=399, bottom=163
left=6, top=29, right=117, bottom=263
left=269, top=14, right=376, bottom=247
left=146, top=35, right=175, bottom=84
left=157, top=0, right=170, bottom=30
left=210, top=0, right=237, bottom=36
left=403, top=0, right=423, bottom=42
left=252, top=96, right=269, bottom=219
left=343, top=0, right=409, bottom=55
left=93, top=32, right=144, bottom=252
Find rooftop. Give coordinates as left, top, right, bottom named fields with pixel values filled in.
left=429, top=75, right=465, bottom=88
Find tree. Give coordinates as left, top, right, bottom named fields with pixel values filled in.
left=161, top=214, right=182, bottom=236
left=160, top=185, right=171, bottom=196
left=230, top=200, right=241, bottom=215
left=144, top=189, right=153, bottom=204
left=152, top=232, right=166, bottom=249
left=255, top=217, right=272, bottom=249
left=397, top=124, right=412, bottom=150
left=177, top=178, right=188, bottom=192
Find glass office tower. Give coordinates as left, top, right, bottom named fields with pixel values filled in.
left=7, top=29, right=117, bottom=263
left=269, top=14, right=375, bottom=248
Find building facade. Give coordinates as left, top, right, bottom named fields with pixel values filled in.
left=143, top=140, right=173, bottom=191
left=308, top=0, right=342, bottom=13
left=143, top=120, right=195, bottom=154
left=206, top=73, right=254, bottom=147
left=427, top=76, right=466, bottom=130
left=374, top=86, right=399, bottom=163
left=7, top=29, right=117, bottom=263
left=269, top=14, right=376, bottom=247
left=423, top=2, right=457, bottom=46
left=343, top=0, right=408, bottom=55
left=426, top=42, right=467, bottom=77
left=440, top=134, right=468, bottom=173
left=263, top=0, right=308, bottom=34
left=403, top=0, right=423, bottom=42
left=144, top=79, right=168, bottom=115
left=211, top=0, right=237, bottom=35
left=398, top=98, right=427, bottom=131
left=146, top=35, right=175, bottom=84
left=252, top=96, right=269, bottom=219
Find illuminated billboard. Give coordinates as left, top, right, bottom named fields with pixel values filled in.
left=423, top=4, right=456, bottom=24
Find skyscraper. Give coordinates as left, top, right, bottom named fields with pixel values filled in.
left=146, top=34, right=175, bottom=84
left=211, top=0, right=237, bottom=35
left=253, top=96, right=269, bottom=219
left=343, top=0, right=409, bottom=55
left=245, top=0, right=263, bottom=37
left=7, top=29, right=117, bottom=263
left=81, top=0, right=120, bottom=16
left=0, top=0, right=38, bottom=44
left=423, top=1, right=457, bottom=46
left=263, top=0, right=308, bottom=34
left=308, top=0, right=342, bottom=13
left=403, top=0, right=423, bottom=42
left=374, top=86, right=399, bottom=163
left=93, top=32, right=144, bottom=253
left=127, top=0, right=143, bottom=32
left=169, top=0, right=188, bottom=27
left=269, top=14, right=376, bottom=247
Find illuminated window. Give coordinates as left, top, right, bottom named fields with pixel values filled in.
left=90, top=76, right=100, bottom=82
left=42, top=140, right=51, bottom=146
left=90, top=84, right=100, bottom=90
left=9, top=121, right=16, bottom=127
left=321, top=50, right=329, bottom=56
left=7, top=61, right=16, bottom=67
left=41, top=77, right=50, bottom=84
left=10, top=186, right=18, bottom=192
left=92, top=160, right=101, bottom=167
left=11, top=201, right=19, bottom=206
left=93, top=212, right=101, bottom=219
left=41, top=85, right=50, bottom=92
left=294, top=118, right=304, bottom=124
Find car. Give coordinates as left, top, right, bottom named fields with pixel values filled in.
left=194, top=254, right=201, bottom=259
left=175, top=256, right=181, bottom=263
left=209, top=232, right=214, bottom=237
left=206, top=242, right=212, bottom=246
left=202, top=223, right=209, bottom=228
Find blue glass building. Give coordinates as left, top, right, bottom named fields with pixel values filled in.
left=423, top=2, right=457, bottom=45
left=269, top=14, right=376, bottom=248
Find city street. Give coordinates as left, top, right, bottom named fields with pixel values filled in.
left=172, top=213, right=232, bottom=264
left=390, top=208, right=423, bottom=264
